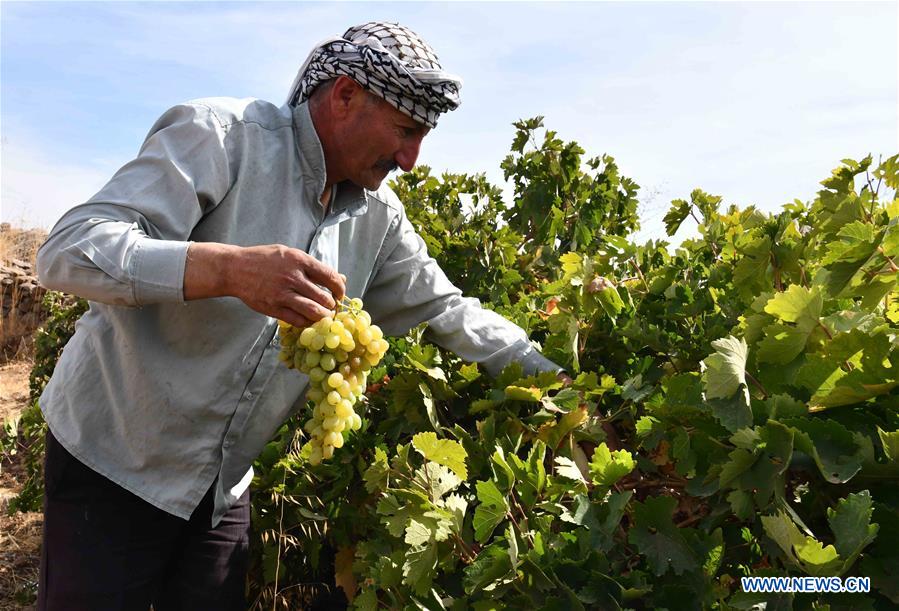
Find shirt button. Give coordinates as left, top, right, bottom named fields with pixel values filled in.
left=223, top=438, right=233, bottom=449
left=244, top=391, right=254, bottom=400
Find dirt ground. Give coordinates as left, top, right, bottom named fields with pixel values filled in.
left=0, top=359, right=41, bottom=610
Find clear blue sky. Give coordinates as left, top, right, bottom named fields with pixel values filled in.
left=2, top=1, right=896, bottom=245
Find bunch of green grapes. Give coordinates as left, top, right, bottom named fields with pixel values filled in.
left=277, top=297, right=389, bottom=465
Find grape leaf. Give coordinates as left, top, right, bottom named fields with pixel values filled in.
left=507, top=443, right=547, bottom=507
left=404, top=518, right=435, bottom=547
left=402, top=543, right=438, bottom=596
left=827, top=490, right=879, bottom=560
left=763, top=394, right=808, bottom=420
left=363, top=446, right=390, bottom=493
left=414, top=462, right=462, bottom=502
left=412, top=432, right=468, bottom=480
left=560, top=252, right=583, bottom=280
left=877, top=427, right=899, bottom=462
left=473, top=480, right=509, bottom=543
left=783, top=417, right=863, bottom=483
left=701, top=336, right=748, bottom=400
left=764, top=285, right=823, bottom=330
left=444, top=493, right=468, bottom=533
left=463, top=541, right=514, bottom=594
left=793, top=538, right=842, bottom=575
left=505, top=385, right=543, bottom=402
left=664, top=198, right=692, bottom=236
left=706, top=391, right=753, bottom=433
left=627, top=496, right=698, bottom=576
left=377, top=495, right=414, bottom=538
left=588, top=442, right=635, bottom=487
left=554, top=456, right=587, bottom=483
left=537, top=405, right=588, bottom=449
left=490, top=447, right=516, bottom=493
left=756, top=323, right=810, bottom=364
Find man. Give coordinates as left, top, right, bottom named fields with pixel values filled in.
left=35, top=22, right=562, bottom=610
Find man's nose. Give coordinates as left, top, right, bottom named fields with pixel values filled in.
left=394, top=136, right=423, bottom=172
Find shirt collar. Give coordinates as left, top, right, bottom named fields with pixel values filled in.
left=290, top=102, right=367, bottom=218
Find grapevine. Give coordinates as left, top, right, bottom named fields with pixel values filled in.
left=277, top=297, right=389, bottom=465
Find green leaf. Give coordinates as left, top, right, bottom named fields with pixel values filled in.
left=595, top=286, right=626, bottom=321
left=706, top=390, right=753, bottom=433
left=756, top=323, right=810, bottom=365
left=701, top=336, right=748, bottom=400
left=463, top=541, right=514, bottom=594
left=490, top=447, right=516, bottom=493
left=377, top=494, right=423, bottom=539
left=443, top=493, right=468, bottom=533
left=411, top=432, right=468, bottom=480
left=878, top=427, right=899, bottom=462
left=554, top=456, right=587, bottom=483
left=507, top=442, right=547, bottom=507
left=664, top=198, right=692, bottom=236
left=504, top=385, right=543, bottom=402
left=719, top=448, right=757, bottom=488
left=764, top=394, right=809, bottom=420
left=793, top=538, right=842, bottom=574
left=733, top=236, right=772, bottom=291
left=402, top=543, right=438, bottom=596
left=762, top=501, right=874, bottom=578
left=627, top=496, right=698, bottom=576
left=495, top=361, right=524, bottom=388
left=363, top=447, right=390, bottom=493
left=405, top=343, right=448, bottom=382
left=588, top=442, right=636, bottom=487
left=827, top=490, right=879, bottom=560
left=537, top=405, right=588, bottom=449
left=784, top=417, right=864, bottom=483
left=763, top=285, right=823, bottom=330
left=473, top=480, right=509, bottom=543
left=560, top=251, right=583, bottom=279
left=414, top=462, right=462, bottom=502
left=404, top=518, right=435, bottom=547
left=727, top=489, right=755, bottom=520
left=353, top=588, right=378, bottom=611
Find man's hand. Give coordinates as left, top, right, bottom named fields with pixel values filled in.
left=184, top=242, right=345, bottom=327
left=557, top=371, right=574, bottom=387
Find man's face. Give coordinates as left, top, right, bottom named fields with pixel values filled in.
left=334, top=92, right=431, bottom=190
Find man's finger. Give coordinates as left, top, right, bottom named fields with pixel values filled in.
left=295, top=276, right=337, bottom=310
left=284, top=293, right=333, bottom=322
left=273, top=307, right=310, bottom=330
left=302, top=258, right=345, bottom=302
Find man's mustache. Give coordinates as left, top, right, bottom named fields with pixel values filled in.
left=374, top=158, right=399, bottom=174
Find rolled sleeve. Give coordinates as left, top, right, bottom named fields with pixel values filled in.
left=36, top=103, right=231, bottom=306
left=131, top=237, right=192, bottom=304
left=363, top=201, right=563, bottom=378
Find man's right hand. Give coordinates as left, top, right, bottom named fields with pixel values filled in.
left=184, top=242, right=345, bottom=328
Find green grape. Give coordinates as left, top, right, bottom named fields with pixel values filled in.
left=280, top=296, right=387, bottom=465
left=319, top=353, right=336, bottom=371
left=328, top=372, right=344, bottom=388
left=299, top=327, right=316, bottom=347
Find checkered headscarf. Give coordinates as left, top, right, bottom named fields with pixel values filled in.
left=286, top=22, right=462, bottom=128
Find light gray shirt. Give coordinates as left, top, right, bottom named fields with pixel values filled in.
left=36, top=98, right=560, bottom=525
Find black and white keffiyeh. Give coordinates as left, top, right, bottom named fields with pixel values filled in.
left=286, top=22, right=462, bottom=128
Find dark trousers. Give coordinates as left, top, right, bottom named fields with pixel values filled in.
left=38, top=429, right=250, bottom=611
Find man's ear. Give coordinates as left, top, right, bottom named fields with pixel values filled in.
left=330, top=76, right=364, bottom=119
